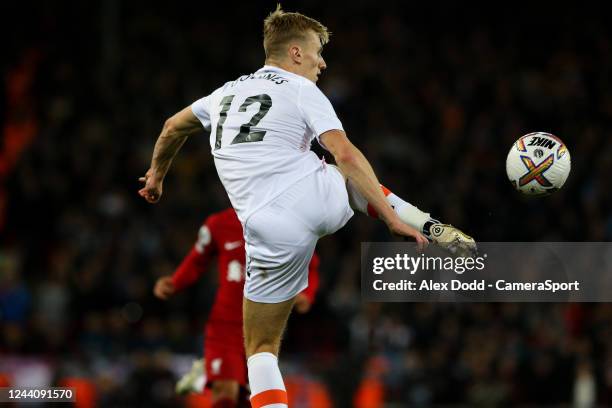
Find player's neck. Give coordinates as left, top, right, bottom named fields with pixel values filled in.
left=264, top=60, right=300, bottom=77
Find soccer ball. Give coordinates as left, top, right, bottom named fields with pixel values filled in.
left=506, top=132, right=571, bottom=196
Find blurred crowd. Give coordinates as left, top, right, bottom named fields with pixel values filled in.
left=1, top=1, right=611, bottom=406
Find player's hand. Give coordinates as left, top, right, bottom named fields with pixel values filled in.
left=138, top=169, right=163, bottom=203
left=154, top=276, right=175, bottom=300
left=294, top=293, right=312, bottom=314
left=388, top=219, right=429, bottom=252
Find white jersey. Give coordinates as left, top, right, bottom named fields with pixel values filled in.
left=191, top=65, right=343, bottom=225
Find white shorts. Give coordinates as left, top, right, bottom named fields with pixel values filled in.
left=243, top=165, right=353, bottom=303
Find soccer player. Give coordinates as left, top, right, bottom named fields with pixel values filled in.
left=139, top=5, right=474, bottom=407
left=153, top=207, right=320, bottom=407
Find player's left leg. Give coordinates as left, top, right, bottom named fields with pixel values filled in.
left=241, top=167, right=352, bottom=408
left=211, top=380, right=240, bottom=408
left=243, top=297, right=295, bottom=408
left=243, top=297, right=295, bottom=357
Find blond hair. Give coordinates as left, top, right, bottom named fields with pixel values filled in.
left=263, top=4, right=330, bottom=60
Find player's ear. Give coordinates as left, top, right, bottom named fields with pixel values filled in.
left=289, top=44, right=302, bottom=64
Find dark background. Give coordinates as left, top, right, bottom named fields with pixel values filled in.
left=1, top=1, right=611, bottom=406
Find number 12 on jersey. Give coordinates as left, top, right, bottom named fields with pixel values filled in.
left=214, top=94, right=272, bottom=149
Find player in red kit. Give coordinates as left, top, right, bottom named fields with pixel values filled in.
left=154, top=207, right=319, bottom=408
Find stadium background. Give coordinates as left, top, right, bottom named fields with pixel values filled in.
left=1, top=1, right=611, bottom=406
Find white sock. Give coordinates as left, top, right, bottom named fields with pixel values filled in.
left=347, top=181, right=434, bottom=233
left=247, top=352, right=288, bottom=408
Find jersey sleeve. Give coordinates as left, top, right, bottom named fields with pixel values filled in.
left=300, top=252, right=321, bottom=303
left=191, top=94, right=212, bottom=131
left=171, top=217, right=217, bottom=292
left=298, top=82, right=344, bottom=147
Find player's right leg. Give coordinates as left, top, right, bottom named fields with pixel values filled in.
left=342, top=173, right=476, bottom=256
left=175, top=358, right=205, bottom=395
left=201, top=323, right=249, bottom=407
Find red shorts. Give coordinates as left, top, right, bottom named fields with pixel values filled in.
left=204, top=323, right=247, bottom=387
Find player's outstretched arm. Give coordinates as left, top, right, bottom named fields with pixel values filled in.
left=139, top=106, right=203, bottom=203
left=154, top=276, right=176, bottom=300
left=153, top=220, right=216, bottom=300
left=321, top=130, right=428, bottom=250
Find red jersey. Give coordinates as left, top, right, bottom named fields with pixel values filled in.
left=171, top=208, right=320, bottom=347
